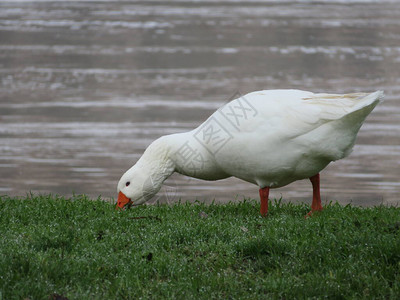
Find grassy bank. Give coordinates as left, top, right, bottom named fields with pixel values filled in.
left=0, top=195, right=399, bottom=299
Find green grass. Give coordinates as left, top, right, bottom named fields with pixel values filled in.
left=0, top=195, right=399, bottom=299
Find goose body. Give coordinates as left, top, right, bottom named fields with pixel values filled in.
left=117, top=89, right=383, bottom=216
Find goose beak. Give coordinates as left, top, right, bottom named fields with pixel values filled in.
left=116, top=191, right=132, bottom=210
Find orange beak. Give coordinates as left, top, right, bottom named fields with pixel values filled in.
left=116, top=191, right=133, bottom=210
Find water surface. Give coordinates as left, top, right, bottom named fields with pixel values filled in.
left=1, top=0, right=399, bottom=206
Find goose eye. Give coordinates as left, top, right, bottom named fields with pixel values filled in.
left=125, top=181, right=130, bottom=187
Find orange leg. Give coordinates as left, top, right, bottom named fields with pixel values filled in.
left=259, top=187, right=270, bottom=217
left=306, top=173, right=323, bottom=218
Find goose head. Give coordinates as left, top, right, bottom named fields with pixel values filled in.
left=116, top=166, right=147, bottom=209
left=116, top=137, right=176, bottom=210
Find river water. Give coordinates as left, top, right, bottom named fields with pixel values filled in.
left=0, top=0, right=399, bottom=206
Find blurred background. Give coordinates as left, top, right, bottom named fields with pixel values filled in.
left=0, top=0, right=399, bottom=206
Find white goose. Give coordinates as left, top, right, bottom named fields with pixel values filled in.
left=116, top=89, right=383, bottom=216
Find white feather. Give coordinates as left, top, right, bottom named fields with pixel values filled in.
left=117, top=89, right=383, bottom=203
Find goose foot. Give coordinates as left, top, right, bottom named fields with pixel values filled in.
left=305, top=209, right=323, bottom=219
left=259, top=187, right=270, bottom=217
left=305, top=173, right=323, bottom=218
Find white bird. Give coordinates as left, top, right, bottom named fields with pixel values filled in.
left=116, top=89, right=383, bottom=217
